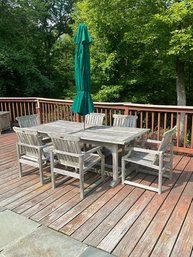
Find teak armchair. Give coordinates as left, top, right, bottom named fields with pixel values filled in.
left=13, top=126, right=52, bottom=184
left=122, top=126, right=176, bottom=194
left=49, top=133, right=105, bottom=199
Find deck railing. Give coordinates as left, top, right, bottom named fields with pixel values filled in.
left=1, top=97, right=193, bottom=154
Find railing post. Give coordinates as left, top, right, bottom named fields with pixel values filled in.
left=124, top=105, right=129, bottom=115
left=36, top=99, right=42, bottom=124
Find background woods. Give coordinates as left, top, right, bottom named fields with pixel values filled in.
left=0, top=0, right=193, bottom=106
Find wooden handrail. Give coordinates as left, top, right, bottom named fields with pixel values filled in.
left=1, top=97, right=193, bottom=154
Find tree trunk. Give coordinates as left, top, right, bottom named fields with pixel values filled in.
left=176, top=57, right=186, bottom=145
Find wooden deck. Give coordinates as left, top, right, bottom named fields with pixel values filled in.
left=0, top=131, right=193, bottom=257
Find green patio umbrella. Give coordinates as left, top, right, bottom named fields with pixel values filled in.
left=72, top=24, right=94, bottom=128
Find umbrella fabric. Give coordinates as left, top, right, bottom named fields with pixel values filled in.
left=72, top=24, right=94, bottom=116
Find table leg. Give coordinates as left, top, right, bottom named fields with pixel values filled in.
left=109, top=144, right=120, bottom=187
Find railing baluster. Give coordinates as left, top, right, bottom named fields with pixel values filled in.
left=191, top=115, right=193, bottom=149
left=157, top=113, right=161, bottom=140
left=171, top=113, right=174, bottom=128
left=146, top=112, right=148, bottom=129
left=177, top=113, right=180, bottom=147
left=140, top=112, right=143, bottom=128
left=184, top=114, right=188, bottom=148
left=12, top=102, right=15, bottom=121
left=164, top=113, right=167, bottom=132
left=151, top=112, right=154, bottom=133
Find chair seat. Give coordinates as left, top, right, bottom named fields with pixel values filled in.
left=125, top=150, right=159, bottom=169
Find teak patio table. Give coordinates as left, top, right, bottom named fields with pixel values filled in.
left=31, top=120, right=149, bottom=186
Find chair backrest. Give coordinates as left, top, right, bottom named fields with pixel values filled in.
left=154, top=126, right=176, bottom=165
left=16, top=114, right=39, bottom=128
left=49, top=133, right=81, bottom=167
left=158, top=126, right=176, bottom=152
left=85, top=113, right=105, bottom=126
left=13, top=126, right=43, bottom=159
left=113, top=114, right=138, bottom=128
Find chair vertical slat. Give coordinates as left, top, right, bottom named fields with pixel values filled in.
left=113, top=114, right=138, bottom=128
left=85, top=113, right=105, bottom=126
left=16, top=114, right=39, bottom=128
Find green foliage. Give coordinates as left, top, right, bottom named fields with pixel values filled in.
left=92, top=85, right=123, bottom=102
left=72, top=0, right=193, bottom=104
left=0, top=0, right=76, bottom=98
left=51, top=34, right=75, bottom=99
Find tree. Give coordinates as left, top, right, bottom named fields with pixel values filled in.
left=73, top=0, right=193, bottom=106
left=0, top=0, right=76, bottom=97
left=141, top=0, right=193, bottom=141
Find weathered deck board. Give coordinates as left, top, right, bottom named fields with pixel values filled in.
left=170, top=201, right=193, bottom=257
left=83, top=174, right=156, bottom=247
left=48, top=179, right=111, bottom=229
left=149, top=160, right=193, bottom=257
left=31, top=174, right=105, bottom=224
left=117, top=157, right=192, bottom=257
left=71, top=183, right=135, bottom=241
left=0, top=131, right=193, bottom=257
left=61, top=183, right=125, bottom=236
left=112, top=155, right=184, bottom=256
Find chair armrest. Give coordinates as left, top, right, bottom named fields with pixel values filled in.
left=42, top=142, right=53, bottom=148
left=132, top=147, right=162, bottom=155
left=53, top=149, right=80, bottom=157
left=18, top=142, right=44, bottom=150
left=145, top=139, right=162, bottom=144
left=83, top=146, right=103, bottom=156
left=123, top=147, right=163, bottom=160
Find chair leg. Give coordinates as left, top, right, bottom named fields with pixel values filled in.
left=158, top=154, right=163, bottom=194
left=16, top=144, right=23, bottom=177
left=79, top=161, right=84, bottom=199
left=50, top=151, right=56, bottom=189
left=51, top=172, right=56, bottom=189
left=169, top=145, right=173, bottom=180
left=122, top=158, right=125, bottom=184
left=80, top=173, right=84, bottom=199
left=18, top=162, right=23, bottom=177
left=38, top=148, right=44, bottom=184
left=158, top=169, right=162, bottom=194
left=101, top=156, right=105, bottom=180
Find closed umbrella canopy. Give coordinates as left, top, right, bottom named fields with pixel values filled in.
left=72, top=24, right=94, bottom=116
